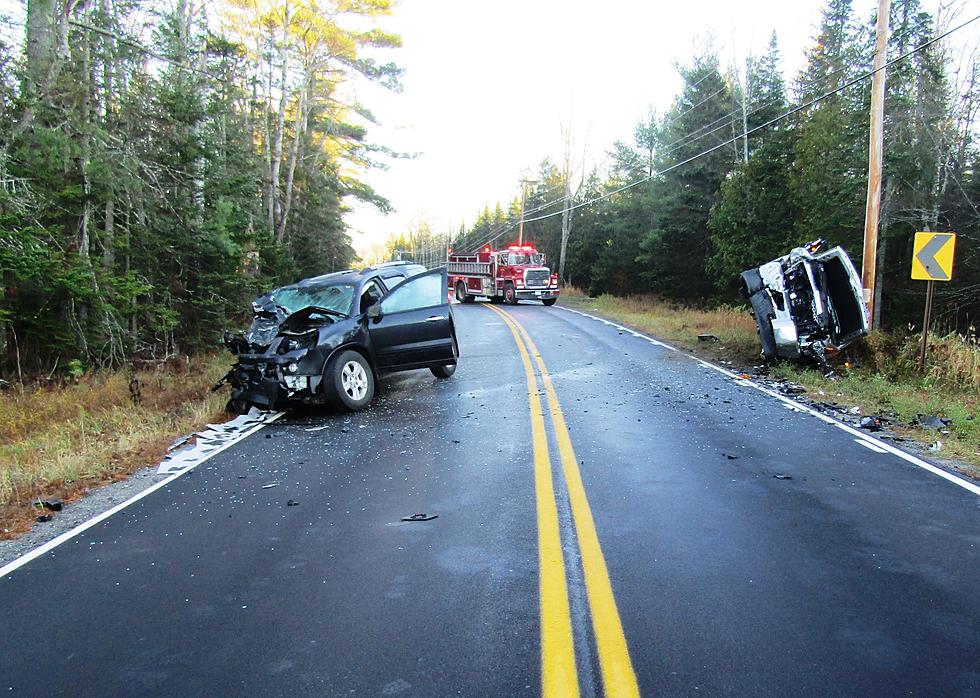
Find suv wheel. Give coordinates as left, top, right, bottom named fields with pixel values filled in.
left=323, top=350, right=375, bottom=411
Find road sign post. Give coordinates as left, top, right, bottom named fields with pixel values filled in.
left=911, top=232, right=956, bottom=372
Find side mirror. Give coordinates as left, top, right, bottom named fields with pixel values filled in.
left=367, top=304, right=383, bottom=320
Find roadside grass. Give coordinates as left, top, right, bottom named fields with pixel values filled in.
left=0, top=355, right=230, bottom=537
left=559, top=288, right=762, bottom=364
left=559, top=288, right=980, bottom=477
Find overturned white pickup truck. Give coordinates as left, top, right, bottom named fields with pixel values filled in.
left=740, top=240, right=870, bottom=371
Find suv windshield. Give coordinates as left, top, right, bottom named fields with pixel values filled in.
left=270, top=283, right=355, bottom=315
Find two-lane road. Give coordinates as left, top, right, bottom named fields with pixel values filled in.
left=2, top=302, right=978, bottom=696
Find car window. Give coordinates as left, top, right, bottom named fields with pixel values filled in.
left=380, top=271, right=407, bottom=290
left=271, top=283, right=355, bottom=315
left=360, top=280, right=384, bottom=314
left=379, top=271, right=444, bottom=315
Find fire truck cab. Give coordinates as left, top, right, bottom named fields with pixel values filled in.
left=448, top=244, right=560, bottom=306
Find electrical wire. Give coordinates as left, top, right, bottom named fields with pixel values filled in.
left=512, top=13, right=980, bottom=228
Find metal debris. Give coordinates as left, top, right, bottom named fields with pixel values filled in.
left=773, top=473, right=793, bottom=480
left=262, top=483, right=279, bottom=489
left=401, top=513, right=438, bottom=522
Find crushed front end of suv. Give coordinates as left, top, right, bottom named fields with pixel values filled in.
left=216, top=264, right=458, bottom=412
left=740, top=241, right=869, bottom=372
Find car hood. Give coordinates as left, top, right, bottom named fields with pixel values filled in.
left=226, top=301, right=346, bottom=355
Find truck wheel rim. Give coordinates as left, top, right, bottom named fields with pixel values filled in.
left=341, top=361, right=368, bottom=400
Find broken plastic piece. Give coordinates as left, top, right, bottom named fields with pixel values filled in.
left=287, top=499, right=299, bottom=506
left=914, top=415, right=952, bottom=430
left=859, top=416, right=883, bottom=431
left=773, top=473, right=793, bottom=480
left=262, top=483, right=279, bottom=489
left=401, top=513, right=438, bottom=522
left=36, top=514, right=53, bottom=523
left=698, top=334, right=720, bottom=343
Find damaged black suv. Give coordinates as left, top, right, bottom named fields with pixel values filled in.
left=218, top=263, right=458, bottom=413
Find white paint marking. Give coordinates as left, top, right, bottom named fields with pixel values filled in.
left=557, top=305, right=980, bottom=497
left=855, top=439, right=888, bottom=454
left=1, top=411, right=284, bottom=579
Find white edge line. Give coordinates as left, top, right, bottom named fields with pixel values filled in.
left=558, top=305, right=980, bottom=497
left=1, top=411, right=284, bottom=579
left=855, top=438, right=889, bottom=454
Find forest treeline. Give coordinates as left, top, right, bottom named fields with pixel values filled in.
left=452, top=0, right=979, bottom=334
left=0, top=0, right=399, bottom=377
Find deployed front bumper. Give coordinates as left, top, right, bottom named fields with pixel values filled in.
left=228, top=355, right=322, bottom=408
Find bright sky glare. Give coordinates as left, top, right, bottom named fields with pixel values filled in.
left=347, top=0, right=968, bottom=257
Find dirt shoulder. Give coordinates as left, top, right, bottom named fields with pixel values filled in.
left=0, top=355, right=231, bottom=539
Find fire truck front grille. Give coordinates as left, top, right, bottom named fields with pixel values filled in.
left=525, top=269, right=550, bottom=288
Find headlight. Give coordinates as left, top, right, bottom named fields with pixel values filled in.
left=283, top=375, right=309, bottom=390
left=276, top=331, right=317, bottom=355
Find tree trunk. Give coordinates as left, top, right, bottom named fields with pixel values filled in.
left=270, top=4, right=291, bottom=237
left=277, top=82, right=308, bottom=243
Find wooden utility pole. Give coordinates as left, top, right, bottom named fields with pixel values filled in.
left=861, top=0, right=890, bottom=329
left=517, top=180, right=535, bottom=246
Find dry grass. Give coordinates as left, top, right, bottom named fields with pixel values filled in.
left=560, top=287, right=762, bottom=363
left=0, top=355, right=230, bottom=536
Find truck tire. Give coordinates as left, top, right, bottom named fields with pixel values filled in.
left=504, top=283, right=518, bottom=305
left=542, top=298, right=557, bottom=306
left=455, top=282, right=474, bottom=303
left=323, top=350, right=374, bottom=411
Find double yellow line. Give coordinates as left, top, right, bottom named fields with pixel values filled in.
left=486, top=304, right=640, bottom=698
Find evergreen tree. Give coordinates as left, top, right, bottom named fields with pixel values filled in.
left=636, top=48, right=738, bottom=300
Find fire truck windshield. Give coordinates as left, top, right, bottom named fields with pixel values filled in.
left=506, top=252, right=545, bottom=265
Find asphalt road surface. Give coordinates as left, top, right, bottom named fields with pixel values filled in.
left=2, top=302, right=979, bottom=697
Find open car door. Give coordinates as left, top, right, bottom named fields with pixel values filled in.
left=368, top=268, right=457, bottom=371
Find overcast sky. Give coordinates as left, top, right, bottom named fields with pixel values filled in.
left=347, top=0, right=973, bottom=256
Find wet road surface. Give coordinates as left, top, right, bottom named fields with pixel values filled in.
left=1, top=301, right=978, bottom=696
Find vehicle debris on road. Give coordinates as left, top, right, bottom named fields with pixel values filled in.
left=33, top=498, right=63, bottom=512
left=914, top=415, right=953, bottom=431
left=401, top=513, right=438, bottom=522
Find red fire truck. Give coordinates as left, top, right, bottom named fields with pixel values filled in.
left=447, top=243, right=560, bottom=305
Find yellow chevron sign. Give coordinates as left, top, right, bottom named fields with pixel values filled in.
left=911, top=232, right=955, bottom=281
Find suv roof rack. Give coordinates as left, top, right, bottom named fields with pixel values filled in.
left=365, top=260, right=413, bottom=271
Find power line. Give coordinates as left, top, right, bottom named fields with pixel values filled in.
left=471, top=40, right=901, bottom=251
left=513, top=13, right=980, bottom=227
left=473, top=93, right=786, bottom=251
